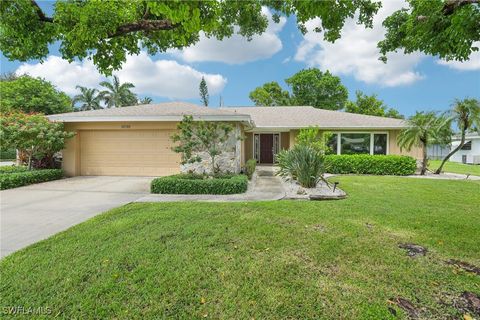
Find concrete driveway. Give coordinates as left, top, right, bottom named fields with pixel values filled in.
left=0, top=176, right=152, bottom=258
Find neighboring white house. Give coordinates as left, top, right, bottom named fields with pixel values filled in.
left=450, top=133, right=480, bottom=164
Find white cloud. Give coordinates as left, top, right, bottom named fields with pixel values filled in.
left=15, top=52, right=227, bottom=99
left=437, top=43, right=480, bottom=71
left=170, top=7, right=286, bottom=64
left=294, top=1, right=425, bottom=87
left=16, top=56, right=103, bottom=95
left=115, top=52, right=226, bottom=99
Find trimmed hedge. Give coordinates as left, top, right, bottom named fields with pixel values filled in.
left=151, top=174, right=248, bottom=195
left=0, top=169, right=64, bottom=190
left=325, top=154, right=416, bottom=176
left=0, top=148, right=16, bottom=160
left=0, top=166, right=28, bottom=174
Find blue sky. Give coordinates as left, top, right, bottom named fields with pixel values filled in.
left=1, top=1, right=479, bottom=117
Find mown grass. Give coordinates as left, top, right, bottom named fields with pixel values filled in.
left=429, top=159, right=480, bottom=176
left=1, top=176, right=479, bottom=319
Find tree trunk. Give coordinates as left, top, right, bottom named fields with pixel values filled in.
left=211, top=155, right=216, bottom=176
left=420, top=141, right=428, bottom=175
left=435, top=129, right=465, bottom=174
left=27, top=153, right=33, bottom=170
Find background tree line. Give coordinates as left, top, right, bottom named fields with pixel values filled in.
left=248, top=68, right=405, bottom=119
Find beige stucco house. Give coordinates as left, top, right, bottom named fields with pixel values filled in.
left=48, top=101, right=422, bottom=177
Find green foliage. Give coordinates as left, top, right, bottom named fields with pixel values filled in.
left=171, top=115, right=238, bottom=174
left=435, top=98, right=480, bottom=174
left=398, top=111, right=449, bottom=174
left=249, top=69, right=348, bottom=110
left=72, top=86, right=104, bottom=111
left=0, top=112, right=75, bottom=170
left=276, top=145, right=328, bottom=188
left=100, top=75, right=137, bottom=108
left=378, top=0, right=480, bottom=63
left=0, top=75, right=72, bottom=115
left=325, top=155, right=416, bottom=176
left=249, top=82, right=291, bottom=106
left=151, top=174, right=248, bottom=194
left=0, top=166, right=28, bottom=174
left=199, top=77, right=209, bottom=107
left=138, top=97, right=153, bottom=105
left=245, top=159, right=257, bottom=180
left=0, top=1, right=380, bottom=74
left=0, top=169, right=63, bottom=190
left=295, top=127, right=332, bottom=154
left=345, top=91, right=404, bottom=119
left=285, top=69, right=348, bottom=110
left=0, top=148, right=16, bottom=160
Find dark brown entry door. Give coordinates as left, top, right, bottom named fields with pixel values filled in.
left=260, top=134, right=274, bottom=164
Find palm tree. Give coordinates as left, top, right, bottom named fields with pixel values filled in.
left=397, top=111, right=447, bottom=175
left=138, top=97, right=153, bottom=105
left=72, top=86, right=103, bottom=111
left=435, top=98, right=480, bottom=174
left=100, top=75, right=137, bottom=108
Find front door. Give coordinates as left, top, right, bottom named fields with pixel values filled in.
left=260, top=134, right=274, bottom=164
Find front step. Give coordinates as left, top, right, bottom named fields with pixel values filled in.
left=256, top=166, right=277, bottom=177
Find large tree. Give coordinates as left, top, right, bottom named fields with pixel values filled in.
left=0, top=75, right=72, bottom=115
left=397, top=111, right=448, bottom=175
left=100, top=76, right=137, bottom=108
left=249, top=81, right=291, bottom=106
left=0, top=1, right=381, bottom=74
left=285, top=69, right=348, bottom=110
left=379, top=0, right=480, bottom=63
left=345, top=91, right=404, bottom=119
left=435, top=98, right=480, bottom=174
left=72, top=86, right=104, bottom=111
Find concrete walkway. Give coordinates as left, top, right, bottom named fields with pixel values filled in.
left=136, top=172, right=285, bottom=203
left=0, top=176, right=152, bottom=258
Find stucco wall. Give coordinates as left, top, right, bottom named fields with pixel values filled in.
left=388, top=130, right=423, bottom=159
left=450, top=138, right=480, bottom=164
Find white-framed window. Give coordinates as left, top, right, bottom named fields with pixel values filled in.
left=327, top=132, right=389, bottom=155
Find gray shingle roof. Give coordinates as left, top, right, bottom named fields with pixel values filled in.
left=48, top=102, right=406, bottom=129
left=48, top=101, right=250, bottom=122
left=221, top=106, right=407, bottom=129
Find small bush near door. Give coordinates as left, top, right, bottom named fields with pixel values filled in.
left=325, top=154, right=416, bottom=175
left=151, top=174, right=248, bottom=195
left=245, top=159, right=257, bottom=180
left=0, top=169, right=64, bottom=190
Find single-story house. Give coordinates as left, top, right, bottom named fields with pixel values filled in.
left=449, top=133, right=480, bottom=164
left=48, top=102, right=422, bottom=177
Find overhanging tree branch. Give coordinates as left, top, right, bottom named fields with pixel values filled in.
left=108, top=19, right=177, bottom=38
left=31, top=0, right=53, bottom=23
left=442, top=0, right=479, bottom=15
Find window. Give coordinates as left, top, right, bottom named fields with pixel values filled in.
left=341, top=133, right=370, bottom=154
left=373, top=134, right=387, bottom=155
left=461, top=141, right=472, bottom=150
left=326, top=133, right=338, bottom=155
left=253, top=134, right=260, bottom=162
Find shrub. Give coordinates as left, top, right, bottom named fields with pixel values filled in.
left=324, top=154, right=416, bottom=176
left=0, top=169, right=63, bottom=190
left=276, top=145, right=328, bottom=188
left=0, top=148, right=16, bottom=160
left=0, top=165, right=28, bottom=174
left=151, top=174, right=248, bottom=195
left=245, top=159, right=256, bottom=180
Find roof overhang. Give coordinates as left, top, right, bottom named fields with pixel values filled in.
left=47, top=114, right=252, bottom=123
left=245, top=125, right=406, bottom=132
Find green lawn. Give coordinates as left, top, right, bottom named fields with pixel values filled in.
left=429, top=159, right=480, bottom=176
left=1, top=176, right=479, bottom=319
